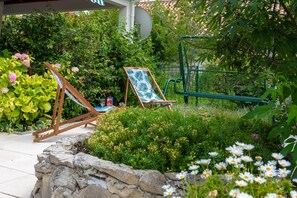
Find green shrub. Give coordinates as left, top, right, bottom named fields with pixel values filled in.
left=0, top=11, right=156, bottom=118
left=87, top=107, right=278, bottom=173
left=0, top=54, right=56, bottom=132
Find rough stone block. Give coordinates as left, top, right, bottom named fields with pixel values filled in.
left=49, top=153, right=74, bottom=168
left=139, top=170, right=166, bottom=195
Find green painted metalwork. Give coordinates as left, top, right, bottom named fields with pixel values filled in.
left=163, top=36, right=266, bottom=104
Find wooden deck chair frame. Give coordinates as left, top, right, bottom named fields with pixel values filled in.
left=32, top=62, right=100, bottom=142
left=123, top=67, right=175, bottom=111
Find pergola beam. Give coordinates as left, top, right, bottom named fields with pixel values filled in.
left=0, top=0, right=139, bottom=33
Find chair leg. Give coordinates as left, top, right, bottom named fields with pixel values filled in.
left=124, top=78, right=129, bottom=105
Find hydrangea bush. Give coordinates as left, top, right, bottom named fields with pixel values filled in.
left=163, top=142, right=297, bottom=198
left=0, top=53, right=56, bottom=132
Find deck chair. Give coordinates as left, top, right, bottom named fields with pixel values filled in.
left=32, top=62, right=113, bottom=142
left=123, top=67, right=176, bottom=110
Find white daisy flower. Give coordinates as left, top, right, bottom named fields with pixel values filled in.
left=278, top=168, right=291, bottom=178
left=226, top=145, right=244, bottom=156
left=208, top=152, right=219, bottom=157
left=244, top=144, right=254, bottom=151
left=196, top=159, right=211, bottom=165
left=254, top=176, right=266, bottom=184
left=189, top=164, right=199, bottom=171
left=234, top=163, right=244, bottom=169
left=215, top=162, right=227, bottom=171
left=237, top=192, right=253, bottom=198
left=265, top=193, right=280, bottom=198
left=225, top=172, right=234, bottom=181
left=163, top=186, right=176, bottom=197
left=201, top=169, right=212, bottom=179
left=293, top=178, right=297, bottom=183
left=259, top=164, right=276, bottom=172
left=264, top=170, right=277, bottom=178
left=229, top=189, right=240, bottom=197
left=241, top=155, right=253, bottom=163
left=272, top=153, right=284, bottom=160
left=162, top=184, right=171, bottom=190
left=290, top=190, right=297, bottom=198
left=235, top=180, right=248, bottom=187
left=239, top=172, right=254, bottom=182
left=235, top=142, right=246, bottom=148
left=278, top=159, right=291, bottom=167
left=267, top=160, right=277, bottom=166
left=190, top=170, right=199, bottom=175
left=175, top=171, right=188, bottom=180
left=254, top=161, right=263, bottom=167
left=226, top=156, right=242, bottom=165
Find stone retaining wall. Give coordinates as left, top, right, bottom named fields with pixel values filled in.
left=31, top=134, right=182, bottom=198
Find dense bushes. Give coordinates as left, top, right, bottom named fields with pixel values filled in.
left=0, top=10, right=156, bottom=119
left=0, top=54, right=56, bottom=132
left=87, top=107, right=277, bottom=173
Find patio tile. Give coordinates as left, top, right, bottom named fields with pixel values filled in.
left=0, top=192, right=17, bottom=198
left=0, top=155, right=38, bottom=174
left=0, top=150, right=29, bottom=163
left=0, top=167, right=29, bottom=184
left=0, top=174, right=36, bottom=198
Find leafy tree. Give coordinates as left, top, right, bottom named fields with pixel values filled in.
left=180, top=0, right=297, bottom=76
left=177, top=0, right=297, bottom=176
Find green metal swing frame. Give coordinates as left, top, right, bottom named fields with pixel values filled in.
left=163, top=36, right=266, bottom=105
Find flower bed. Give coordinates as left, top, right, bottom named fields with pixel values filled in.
left=163, top=142, right=297, bottom=198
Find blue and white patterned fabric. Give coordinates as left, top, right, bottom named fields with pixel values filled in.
left=127, top=69, right=163, bottom=103
left=90, top=0, right=105, bottom=6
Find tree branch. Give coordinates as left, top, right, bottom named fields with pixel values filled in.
left=279, top=0, right=297, bottom=32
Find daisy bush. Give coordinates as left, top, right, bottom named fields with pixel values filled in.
left=163, top=142, right=297, bottom=198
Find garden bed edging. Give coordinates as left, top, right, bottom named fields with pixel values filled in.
left=31, top=133, right=183, bottom=198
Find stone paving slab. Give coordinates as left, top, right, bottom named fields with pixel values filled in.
left=0, top=155, right=38, bottom=174
left=0, top=166, right=30, bottom=184
left=0, top=175, right=36, bottom=198
left=0, top=125, right=94, bottom=198
left=0, top=192, right=17, bottom=198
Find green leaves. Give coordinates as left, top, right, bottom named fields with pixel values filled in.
left=242, top=102, right=275, bottom=120
left=0, top=55, right=56, bottom=129
left=288, top=104, right=297, bottom=124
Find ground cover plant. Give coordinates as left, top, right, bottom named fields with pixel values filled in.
left=87, top=106, right=278, bottom=173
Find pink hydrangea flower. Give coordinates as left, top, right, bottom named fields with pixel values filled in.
left=71, top=67, right=79, bottom=72
left=22, top=60, right=30, bottom=67
left=9, top=72, right=17, bottom=83
left=1, top=87, right=9, bottom=93
left=14, top=53, right=28, bottom=60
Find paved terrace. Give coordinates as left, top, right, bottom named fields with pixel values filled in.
left=0, top=126, right=93, bottom=198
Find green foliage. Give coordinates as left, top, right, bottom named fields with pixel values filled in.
left=188, top=0, right=297, bottom=75
left=244, top=73, right=297, bottom=177
left=0, top=10, right=156, bottom=118
left=0, top=13, right=66, bottom=69
left=87, top=107, right=276, bottom=173
left=0, top=54, right=56, bottom=132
